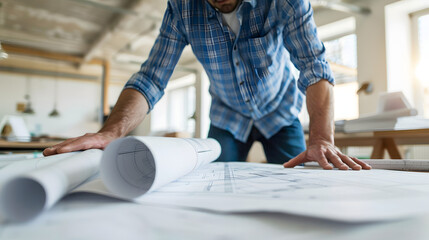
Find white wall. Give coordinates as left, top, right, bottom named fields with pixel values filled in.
left=353, top=0, right=398, bottom=114
left=349, top=0, right=429, bottom=115
left=0, top=72, right=124, bottom=138
left=385, top=0, right=429, bottom=115
left=314, top=0, right=429, bottom=115
left=347, top=0, right=429, bottom=116
left=312, top=0, right=429, bottom=159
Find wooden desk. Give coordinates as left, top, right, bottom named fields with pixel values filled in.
left=0, top=140, right=62, bottom=151
left=333, top=128, right=429, bottom=159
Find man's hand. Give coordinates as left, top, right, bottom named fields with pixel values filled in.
left=284, top=80, right=371, bottom=170
left=283, top=139, right=371, bottom=170
left=43, top=132, right=117, bottom=156
left=43, top=89, right=149, bottom=156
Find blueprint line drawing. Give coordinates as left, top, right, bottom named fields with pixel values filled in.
left=149, top=162, right=429, bottom=201
left=136, top=162, right=429, bottom=222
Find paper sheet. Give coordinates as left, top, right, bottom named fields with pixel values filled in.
left=4, top=136, right=429, bottom=223
left=0, top=137, right=221, bottom=222
left=0, top=150, right=102, bottom=221
left=137, top=162, right=429, bottom=222
left=362, top=159, right=429, bottom=171
left=5, top=193, right=429, bottom=240
left=0, top=152, right=78, bottom=183
left=100, top=137, right=221, bottom=199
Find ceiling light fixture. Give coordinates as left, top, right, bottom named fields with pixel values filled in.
left=49, top=78, right=60, bottom=117
left=23, top=77, right=35, bottom=114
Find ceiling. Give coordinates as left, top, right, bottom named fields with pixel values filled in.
left=0, top=0, right=370, bottom=80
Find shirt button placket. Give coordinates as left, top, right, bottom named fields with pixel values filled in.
left=232, top=39, right=250, bottom=116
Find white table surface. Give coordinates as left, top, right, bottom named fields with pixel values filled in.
left=1, top=192, right=429, bottom=240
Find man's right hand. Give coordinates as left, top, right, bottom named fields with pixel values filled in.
left=43, top=89, right=149, bottom=156
left=43, top=132, right=118, bottom=156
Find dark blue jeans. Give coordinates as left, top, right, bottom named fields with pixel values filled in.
left=207, top=118, right=306, bottom=164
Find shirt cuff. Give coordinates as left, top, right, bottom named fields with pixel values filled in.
left=123, top=73, right=165, bottom=112
left=297, top=59, right=335, bottom=94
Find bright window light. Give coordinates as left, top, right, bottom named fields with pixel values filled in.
left=416, top=58, right=429, bottom=87
left=416, top=14, right=429, bottom=87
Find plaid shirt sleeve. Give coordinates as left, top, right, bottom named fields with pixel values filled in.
left=279, top=0, right=334, bottom=94
left=124, top=1, right=188, bottom=111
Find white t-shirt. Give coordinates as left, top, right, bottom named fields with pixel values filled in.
left=222, top=7, right=240, bottom=36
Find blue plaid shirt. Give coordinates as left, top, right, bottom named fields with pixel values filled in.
left=125, top=0, right=334, bottom=142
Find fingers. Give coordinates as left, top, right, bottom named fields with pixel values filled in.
left=42, top=147, right=56, bottom=156
left=338, top=153, right=362, bottom=170
left=283, top=151, right=334, bottom=170
left=325, top=149, right=348, bottom=170
left=283, top=152, right=306, bottom=168
left=284, top=144, right=370, bottom=171
left=43, top=137, right=78, bottom=156
left=42, top=133, right=106, bottom=156
left=351, top=157, right=372, bottom=170
left=317, top=154, right=334, bottom=170
left=56, top=136, right=98, bottom=153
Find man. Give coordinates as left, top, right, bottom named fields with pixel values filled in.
left=44, top=0, right=371, bottom=170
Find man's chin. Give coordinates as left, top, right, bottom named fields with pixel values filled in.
left=217, top=4, right=236, bottom=13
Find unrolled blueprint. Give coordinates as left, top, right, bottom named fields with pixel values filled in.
left=138, top=162, right=429, bottom=222
left=3, top=136, right=429, bottom=223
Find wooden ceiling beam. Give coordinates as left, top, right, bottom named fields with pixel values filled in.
left=79, top=0, right=162, bottom=67
left=80, top=0, right=147, bottom=67
left=312, top=0, right=371, bottom=15
left=2, top=43, right=103, bottom=65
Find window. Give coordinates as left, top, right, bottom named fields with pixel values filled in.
left=414, top=12, right=429, bottom=117
left=324, top=34, right=359, bottom=121
left=298, top=33, right=359, bottom=127
left=167, top=85, right=196, bottom=134
left=150, top=75, right=196, bottom=136
left=324, top=34, right=357, bottom=84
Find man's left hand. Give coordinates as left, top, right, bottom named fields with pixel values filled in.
left=283, top=139, right=372, bottom=170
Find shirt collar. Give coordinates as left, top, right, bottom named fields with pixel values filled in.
left=244, top=0, right=257, bottom=8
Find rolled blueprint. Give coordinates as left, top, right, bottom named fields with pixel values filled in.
left=0, top=152, right=78, bottom=183
left=100, top=137, right=221, bottom=200
left=0, top=149, right=102, bottom=222
left=0, top=137, right=220, bottom=222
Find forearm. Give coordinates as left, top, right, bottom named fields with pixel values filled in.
left=99, top=88, right=149, bottom=138
left=306, top=79, right=334, bottom=145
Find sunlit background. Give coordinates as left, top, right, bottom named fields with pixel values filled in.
left=1, top=0, right=429, bottom=160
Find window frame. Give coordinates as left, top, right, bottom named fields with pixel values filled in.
left=410, top=8, right=429, bottom=81
left=150, top=74, right=197, bottom=135
left=410, top=8, right=429, bottom=117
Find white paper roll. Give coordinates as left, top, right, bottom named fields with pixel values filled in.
left=0, top=149, right=102, bottom=222
left=100, top=137, right=221, bottom=200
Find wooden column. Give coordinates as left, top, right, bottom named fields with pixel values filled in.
left=101, top=60, right=111, bottom=122
left=193, top=65, right=210, bottom=138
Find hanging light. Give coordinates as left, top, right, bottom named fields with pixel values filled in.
left=23, top=95, right=35, bottom=114
left=49, top=108, right=60, bottom=117
left=49, top=67, right=60, bottom=117
left=23, top=78, right=35, bottom=114
left=49, top=81, right=60, bottom=117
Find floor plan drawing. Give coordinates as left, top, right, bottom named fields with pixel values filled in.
left=139, top=162, right=429, bottom=222
left=151, top=162, right=429, bottom=201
